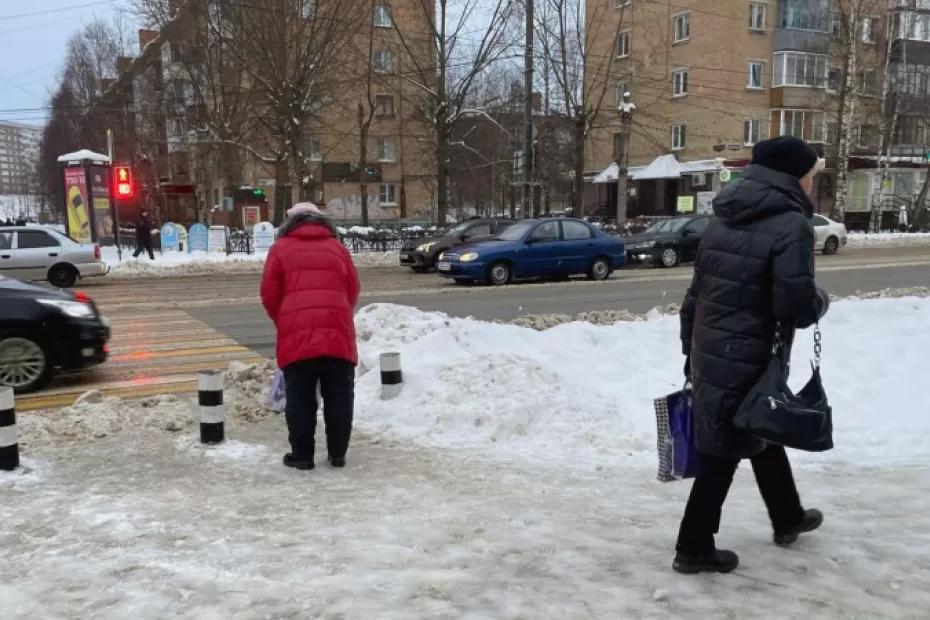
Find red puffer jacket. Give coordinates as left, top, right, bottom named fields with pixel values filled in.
left=260, top=222, right=360, bottom=368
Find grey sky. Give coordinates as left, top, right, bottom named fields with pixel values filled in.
left=0, top=0, right=136, bottom=127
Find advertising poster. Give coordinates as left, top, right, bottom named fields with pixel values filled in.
left=253, top=222, right=275, bottom=252
left=63, top=167, right=93, bottom=244
left=89, top=166, right=114, bottom=245
left=161, top=223, right=180, bottom=251
left=207, top=225, right=228, bottom=254
left=677, top=196, right=695, bottom=213
left=243, top=206, right=261, bottom=229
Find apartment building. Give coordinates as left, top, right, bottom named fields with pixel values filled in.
left=93, top=0, right=435, bottom=226
left=0, top=121, right=42, bottom=196
left=585, top=0, right=930, bottom=226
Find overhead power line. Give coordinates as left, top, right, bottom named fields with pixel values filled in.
left=0, top=0, right=117, bottom=22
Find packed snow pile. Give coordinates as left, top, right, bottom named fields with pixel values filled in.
left=102, top=246, right=398, bottom=277
left=846, top=231, right=930, bottom=247
left=354, top=300, right=930, bottom=468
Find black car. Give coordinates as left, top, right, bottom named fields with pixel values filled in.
left=0, top=277, right=110, bottom=393
left=400, top=218, right=514, bottom=272
left=624, top=215, right=711, bottom=268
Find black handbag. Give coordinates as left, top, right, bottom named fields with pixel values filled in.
left=733, top=325, right=833, bottom=452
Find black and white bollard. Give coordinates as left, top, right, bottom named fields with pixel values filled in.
left=198, top=370, right=225, bottom=444
left=380, top=352, right=403, bottom=400
left=0, top=387, right=19, bottom=471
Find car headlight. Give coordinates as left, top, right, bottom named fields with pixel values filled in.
left=438, top=252, right=445, bottom=260
left=37, top=298, right=96, bottom=319
left=416, top=242, right=436, bottom=252
left=459, top=253, right=479, bottom=262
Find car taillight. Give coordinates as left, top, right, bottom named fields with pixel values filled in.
left=74, top=291, right=92, bottom=304
left=94, top=244, right=101, bottom=260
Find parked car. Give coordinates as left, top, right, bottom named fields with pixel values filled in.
left=0, top=277, right=110, bottom=393
left=0, top=226, right=109, bottom=287
left=624, top=215, right=711, bottom=268
left=400, top=218, right=514, bottom=272
left=437, top=218, right=625, bottom=285
left=810, top=214, right=848, bottom=255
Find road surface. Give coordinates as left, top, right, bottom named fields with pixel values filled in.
left=15, top=245, right=930, bottom=410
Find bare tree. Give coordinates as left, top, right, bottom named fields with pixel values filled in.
left=393, top=0, right=519, bottom=224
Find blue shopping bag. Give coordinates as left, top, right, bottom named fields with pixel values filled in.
left=655, top=388, right=701, bottom=482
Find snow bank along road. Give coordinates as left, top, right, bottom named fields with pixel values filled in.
left=15, top=245, right=930, bottom=412
left=3, top=301, right=929, bottom=617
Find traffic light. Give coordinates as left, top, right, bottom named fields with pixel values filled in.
left=114, top=166, right=134, bottom=199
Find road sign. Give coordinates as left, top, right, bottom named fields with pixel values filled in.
left=719, top=169, right=732, bottom=183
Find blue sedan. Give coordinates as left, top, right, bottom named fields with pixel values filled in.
left=436, top=218, right=626, bottom=285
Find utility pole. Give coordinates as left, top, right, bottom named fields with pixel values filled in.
left=523, top=0, right=535, bottom=218
left=616, top=92, right=636, bottom=226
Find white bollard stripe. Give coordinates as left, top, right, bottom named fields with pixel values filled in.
left=199, top=405, right=226, bottom=424
left=0, top=388, right=13, bottom=411
left=0, top=425, right=17, bottom=448
left=380, top=352, right=401, bottom=372
left=198, top=371, right=224, bottom=392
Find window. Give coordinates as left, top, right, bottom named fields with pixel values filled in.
left=778, top=109, right=826, bottom=143
left=612, top=132, right=625, bottom=159
left=811, top=215, right=829, bottom=226
left=0, top=231, right=11, bottom=250
left=831, top=11, right=843, bottom=36
left=379, top=183, right=397, bottom=205
left=749, top=3, right=766, bottom=31
left=744, top=118, right=762, bottom=145
left=304, top=137, right=322, bottom=161
left=672, top=124, right=687, bottom=150
left=858, top=124, right=878, bottom=147
left=684, top=217, right=710, bottom=235
left=376, top=137, right=396, bottom=162
left=673, top=13, right=690, bottom=43
left=16, top=231, right=57, bottom=249
left=779, top=0, right=830, bottom=32
left=301, top=0, right=316, bottom=18
left=615, top=81, right=629, bottom=105
left=859, top=70, right=878, bottom=96
left=464, top=223, right=491, bottom=239
left=375, top=95, right=395, bottom=117
left=862, top=16, right=879, bottom=44
left=374, top=49, right=395, bottom=74
left=529, top=221, right=559, bottom=242
left=827, top=120, right=839, bottom=144
left=672, top=69, right=688, bottom=96
left=373, top=4, right=393, bottom=27
left=747, top=61, right=764, bottom=89
left=562, top=220, right=593, bottom=240
left=616, top=31, right=630, bottom=58
left=827, top=67, right=841, bottom=92
left=773, top=51, right=828, bottom=88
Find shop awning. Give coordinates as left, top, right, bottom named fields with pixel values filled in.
left=632, top=154, right=683, bottom=180
left=591, top=162, right=646, bottom=184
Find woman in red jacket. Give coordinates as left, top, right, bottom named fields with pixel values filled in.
left=260, top=203, right=360, bottom=470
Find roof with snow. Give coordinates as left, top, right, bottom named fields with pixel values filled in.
left=57, top=150, right=110, bottom=164
left=593, top=156, right=721, bottom=183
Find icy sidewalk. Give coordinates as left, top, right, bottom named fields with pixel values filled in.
left=2, top=418, right=928, bottom=619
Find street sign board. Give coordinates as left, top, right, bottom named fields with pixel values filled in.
left=189, top=223, right=208, bottom=252
left=208, top=225, right=228, bottom=254
left=719, top=169, right=732, bottom=183
left=161, top=222, right=180, bottom=251
left=253, top=221, right=275, bottom=252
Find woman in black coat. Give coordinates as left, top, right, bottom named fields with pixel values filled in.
left=674, top=137, right=830, bottom=574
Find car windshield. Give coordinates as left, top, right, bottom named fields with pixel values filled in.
left=644, top=218, right=690, bottom=234
left=443, top=223, right=471, bottom=238
left=497, top=221, right=534, bottom=241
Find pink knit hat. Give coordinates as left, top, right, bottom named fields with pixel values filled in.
left=287, top=202, right=323, bottom=217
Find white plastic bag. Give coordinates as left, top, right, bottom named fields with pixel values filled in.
left=265, top=369, right=286, bottom=412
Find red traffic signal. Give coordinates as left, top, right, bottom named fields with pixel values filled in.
left=114, top=166, right=134, bottom=199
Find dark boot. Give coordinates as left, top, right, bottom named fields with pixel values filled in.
left=329, top=456, right=346, bottom=468
left=774, top=509, right=823, bottom=546
left=283, top=453, right=314, bottom=470
left=673, top=549, right=740, bottom=574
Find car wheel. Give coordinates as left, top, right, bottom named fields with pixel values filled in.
left=487, top=261, right=512, bottom=286
left=823, top=236, right=839, bottom=255
left=48, top=265, right=78, bottom=288
left=0, top=333, right=52, bottom=394
left=588, top=257, right=611, bottom=281
left=659, top=247, right=680, bottom=268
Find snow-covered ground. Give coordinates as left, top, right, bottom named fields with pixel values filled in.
left=101, top=247, right=398, bottom=277
left=2, top=299, right=929, bottom=617
left=846, top=231, right=930, bottom=247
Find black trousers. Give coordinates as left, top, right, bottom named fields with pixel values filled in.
left=676, top=444, right=805, bottom=556
left=283, top=357, right=355, bottom=461
left=133, top=242, right=154, bottom=260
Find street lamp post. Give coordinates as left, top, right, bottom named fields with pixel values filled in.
left=616, top=92, right=636, bottom=226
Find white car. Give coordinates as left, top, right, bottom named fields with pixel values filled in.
left=0, top=226, right=109, bottom=288
left=810, top=215, right=848, bottom=255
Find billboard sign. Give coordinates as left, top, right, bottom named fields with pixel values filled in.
left=89, top=166, right=114, bottom=246
left=63, top=167, right=93, bottom=244
left=189, top=223, right=208, bottom=252
left=161, top=222, right=180, bottom=251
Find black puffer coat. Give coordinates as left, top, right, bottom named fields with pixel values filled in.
left=680, top=165, right=826, bottom=459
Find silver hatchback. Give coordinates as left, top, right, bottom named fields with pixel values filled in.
left=0, top=227, right=109, bottom=288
